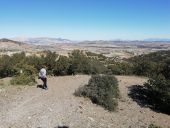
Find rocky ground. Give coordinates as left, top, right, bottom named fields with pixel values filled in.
left=0, top=75, right=170, bottom=128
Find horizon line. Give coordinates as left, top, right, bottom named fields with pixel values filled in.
left=1, top=37, right=170, bottom=42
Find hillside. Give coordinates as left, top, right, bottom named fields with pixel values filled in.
left=0, top=38, right=33, bottom=52
left=129, top=50, right=170, bottom=63
left=0, top=75, right=169, bottom=128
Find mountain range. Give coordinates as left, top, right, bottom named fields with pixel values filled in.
left=144, top=38, right=170, bottom=42
left=12, top=37, right=75, bottom=45
left=0, top=37, right=170, bottom=46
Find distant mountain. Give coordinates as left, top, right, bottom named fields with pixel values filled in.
left=0, top=38, right=23, bottom=45
left=12, top=37, right=75, bottom=45
left=0, top=38, right=33, bottom=51
left=144, top=38, right=170, bottom=42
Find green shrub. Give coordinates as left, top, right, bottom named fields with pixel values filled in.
left=10, top=64, right=37, bottom=86
left=145, top=75, right=170, bottom=114
left=128, top=50, right=170, bottom=77
left=88, top=59, right=108, bottom=74
left=53, top=55, right=70, bottom=76
left=14, top=64, right=36, bottom=76
left=0, top=55, right=16, bottom=78
left=10, top=74, right=36, bottom=86
left=161, top=59, right=170, bottom=79
left=0, top=50, right=109, bottom=77
left=75, top=75, right=119, bottom=111
left=133, top=61, right=159, bottom=77
left=26, top=55, right=44, bottom=71
left=148, top=124, right=163, bottom=128
left=108, top=62, right=133, bottom=75
left=128, top=51, right=170, bottom=114
left=43, top=51, right=59, bottom=71
left=69, top=50, right=91, bottom=74
left=69, top=50, right=108, bottom=75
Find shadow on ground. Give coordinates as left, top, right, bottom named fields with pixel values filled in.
left=128, top=85, right=152, bottom=108
left=57, top=126, right=69, bottom=128
left=38, top=126, right=69, bottom=128
left=37, top=84, right=44, bottom=89
left=128, top=84, right=170, bottom=115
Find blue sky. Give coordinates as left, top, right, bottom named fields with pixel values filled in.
left=0, top=0, right=170, bottom=40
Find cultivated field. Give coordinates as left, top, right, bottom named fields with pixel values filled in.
left=1, top=39, right=170, bottom=59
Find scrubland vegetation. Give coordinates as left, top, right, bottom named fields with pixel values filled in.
left=74, top=75, right=119, bottom=111
left=129, top=51, right=170, bottom=114
left=0, top=50, right=108, bottom=80
left=0, top=50, right=170, bottom=114
left=148, top=124, right=165, bottom=128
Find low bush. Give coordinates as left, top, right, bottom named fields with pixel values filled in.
left=107, top=62, right=133, bottom=75
left=74, top=75, right=119, bottom=111
left=10, top=74, right=36, bottom=86
left=133, top=61, right=159, bottom=77
left=145, top=75, right=170, bottom=114
left=10, top=64, right=37, bottom=86
left=53, top=56, right=70, bottom=76
left=0, top=79, right=4, bottom=86
left=0, top=55, right=16, bottom=78
left=68, top=50, right=108, bottom=75
left=148, top=124, right=163, bottom=128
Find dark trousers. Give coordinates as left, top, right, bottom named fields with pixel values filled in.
left=40, top=77, right=47, bottom=89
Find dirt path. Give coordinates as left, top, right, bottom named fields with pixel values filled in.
left=0, top=75, right=169, bottom=128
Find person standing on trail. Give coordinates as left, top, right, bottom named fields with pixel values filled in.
left=39, top=67, right=48, bottom=90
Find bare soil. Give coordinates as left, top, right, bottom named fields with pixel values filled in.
left=0, top=75, right=169, bottom=128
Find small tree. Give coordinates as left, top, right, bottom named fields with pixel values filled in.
left=108, top=62, right=133, bottom=75
left=133, top=61, right=158, bottom=76
left=69, top=50, right=108, bottom=75
left=53, top=55, right=70, bottom=75
left=26, top=55, right=44, bottom=71
left=42, top=51, right=59, bottom=74
left=0, top=55, right=16, bottom=78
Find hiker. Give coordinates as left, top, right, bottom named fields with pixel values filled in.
left=39, top=67, right=48, bottom=90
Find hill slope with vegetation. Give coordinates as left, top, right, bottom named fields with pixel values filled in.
left=0, top=50, right=170, bottom=127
